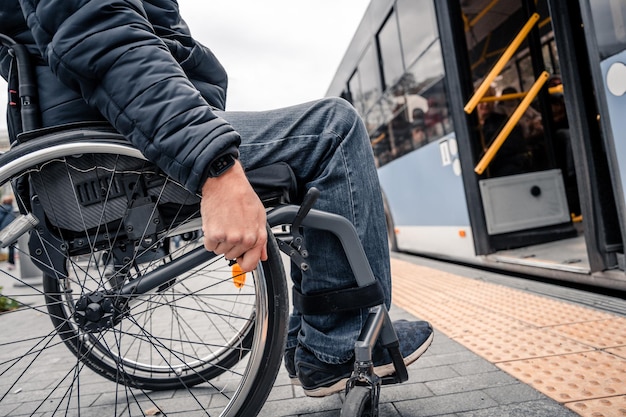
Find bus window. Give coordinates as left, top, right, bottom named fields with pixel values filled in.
left=389, top=97, right=414, bottom=159
left=589, top=0, right=626, bottom=58
left=542, top=39, right=560, bottom=76
left=516, top=54, right=536, bottom=92
left=370, top=43, right=452, bottom=167
left=349, top=71, right=363, bottom=114
left=370, top=116, right=393, bottom=167
left=358, top=43, right=382, bottom=115
left=377, top=10, right=404, bottom=91
left=396, top=0, right=437, bottom=68
left=405, top=43, right=452, bottom=142
left=364, top=101, right=384, bottom=129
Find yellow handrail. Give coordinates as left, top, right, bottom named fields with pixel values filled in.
left=549, top=84, right=563, bottom=95
left=474, top=71, right=549, bottom=175
left=495, top=91, right=526, bottom=102
left=478, top=92, right=522, bottom=104
left=466, top=0, right=500, bottom=31
left=371, top=132, right=386, bottom=146
left=464, top=13, right=540, bottom=114
left=482, top=85, right=561, bottom=105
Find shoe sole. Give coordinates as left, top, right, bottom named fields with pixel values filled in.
left=302, top=331, right=434, bottom=397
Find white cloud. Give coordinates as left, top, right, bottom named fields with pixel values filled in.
left=0, top=1, right=369, bottom=130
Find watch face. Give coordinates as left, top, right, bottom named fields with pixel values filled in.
left=211, top=154, right=235, bottom=177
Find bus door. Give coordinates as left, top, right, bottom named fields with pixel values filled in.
left=436, top=0, right=622, bottom=273
left=567, top=0, right=626, bottom=272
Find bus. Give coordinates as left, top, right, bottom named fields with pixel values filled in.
left=326, top=0, right=626, bottom=291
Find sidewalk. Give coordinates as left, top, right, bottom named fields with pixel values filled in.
left=0, top=255, right=586, bottom=417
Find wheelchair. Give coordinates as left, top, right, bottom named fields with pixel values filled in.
left=0, top=35, right=409, bottom=417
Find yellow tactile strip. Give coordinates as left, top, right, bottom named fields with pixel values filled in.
left=391, top=258, right=626, bottom=417
left=567, top=395, right=626, bottom=416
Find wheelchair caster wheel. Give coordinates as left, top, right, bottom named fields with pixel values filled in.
left=341, top=386, right=377, bottom=417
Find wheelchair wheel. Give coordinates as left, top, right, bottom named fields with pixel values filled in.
left=0, top=128, right=288, bottom=417
left=341, top=386, right=375, bottom=417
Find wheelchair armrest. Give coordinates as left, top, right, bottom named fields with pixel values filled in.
left=246, top=162, right=298, bottom=207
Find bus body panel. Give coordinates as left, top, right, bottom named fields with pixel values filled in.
left=393, top=225, right=476, bottom=259
left=378, top=134, right=475, bottom=258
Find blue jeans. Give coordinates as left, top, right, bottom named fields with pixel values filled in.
left=217, top=98, right=391, bottom=364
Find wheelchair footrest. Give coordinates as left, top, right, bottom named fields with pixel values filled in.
left=380, top=374, right=405, bottom=386
left=384, top=344, right=409, bottom=383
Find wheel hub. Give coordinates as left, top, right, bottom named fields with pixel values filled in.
left=74, top=291, right=117, bottom=332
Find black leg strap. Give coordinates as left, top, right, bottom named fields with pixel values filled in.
left=292, top=282, right=385, bottom=315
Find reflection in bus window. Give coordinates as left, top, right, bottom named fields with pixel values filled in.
left=340, top=0, right=452, bottom=168
left=589, top=0, right=626, bottom=58
left=358, top=44, right=382, bottom=114
left=411, top=108, right=427, bottom=148
left=371, top=123, right=392, bottom=167
left=405, top=43, right=452, bottom=138
left=371, top=42, right=452, bottom=167
left=397, top=0, right=437, bottom=67
left=349, top=71, right=363, bottom=115
left=378, top=11, right=404, bottom=90
left=390, top=100, right=413, bottom=157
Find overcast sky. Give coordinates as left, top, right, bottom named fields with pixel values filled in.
left=0, top=0, right=370, bottom=131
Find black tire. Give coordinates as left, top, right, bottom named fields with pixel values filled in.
left=0, top=127, right=289, bottom=417
left=383, top=199, right=398, bottom=252
left=341, top=386, right=375, bottom=417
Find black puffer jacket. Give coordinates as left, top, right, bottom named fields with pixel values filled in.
left=0, top=0, right=241, bottom=193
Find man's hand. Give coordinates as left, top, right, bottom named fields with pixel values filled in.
left=201, top=160, right=268, bottom=272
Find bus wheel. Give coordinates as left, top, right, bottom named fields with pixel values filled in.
left=385, top=206, right=398, bottom=252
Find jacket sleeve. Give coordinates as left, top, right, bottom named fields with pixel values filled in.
left=18, top=0, right=240, bottom=193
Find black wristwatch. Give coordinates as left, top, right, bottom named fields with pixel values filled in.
left=207, top=154, right=237, bottom=177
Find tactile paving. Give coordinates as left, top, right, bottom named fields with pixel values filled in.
left=392, top=282, right=529, bottom=337
left=390, top=258, right=626, bottom=417
left=550, top=318, right=626, bottom=348
left=498, top=351, right=626, bottom=402
left=566, top=395, right=626, bottom=417
left=607, top=346, right=626, bottom=360
left=455, top=327, right=593, bottom=362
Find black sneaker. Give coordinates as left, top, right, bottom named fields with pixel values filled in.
left=295, top=320, right=433, bottom=397
left=295, top=346, right=354, bottom=396
left=284, top=346, right=298, bottom=382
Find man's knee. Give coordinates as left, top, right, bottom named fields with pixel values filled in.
left=319, top=97, right=359, bottom=120
left=315, top=97, right=367, bottom=146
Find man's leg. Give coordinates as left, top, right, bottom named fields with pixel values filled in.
left=217, top=98, right=432, bottom=395
left=219, top=97, right=390, bottom=356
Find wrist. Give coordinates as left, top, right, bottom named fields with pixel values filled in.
left=202, top=159, right=245, bottom=195
left=207, top=153, right=237, bottom=178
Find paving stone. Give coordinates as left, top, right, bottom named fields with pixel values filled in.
left=393, top=390, right=499, bottom=416
left=450, top=358, right=500, bottom=376
left=259, top=394, right=342, bottom=417
left=425, top=371, right=519, bottom=396
left=456, top=399, right=579, bottom=417
left=483, top=383, right=546, bottom=405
